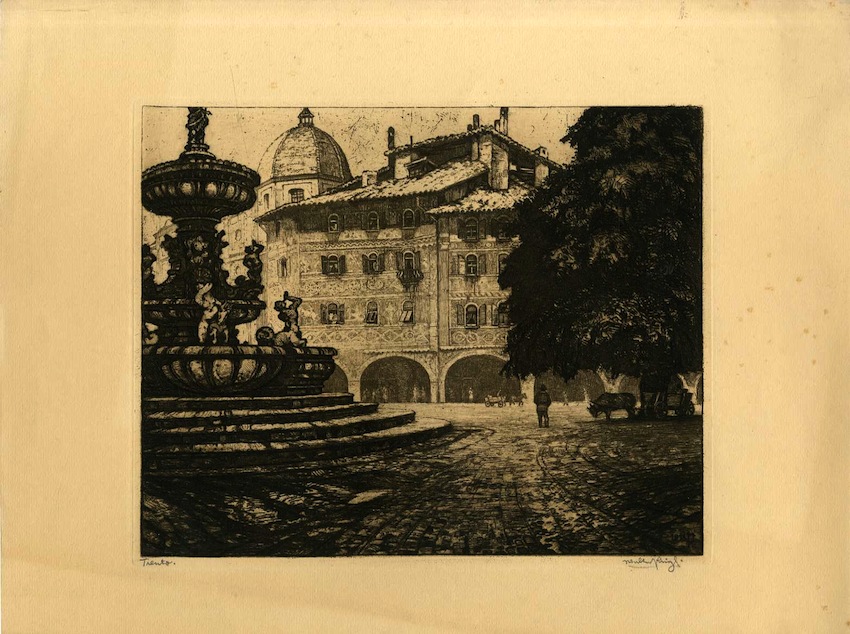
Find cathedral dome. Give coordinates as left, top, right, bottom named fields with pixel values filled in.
left=257, top=108, right=352, bottom=184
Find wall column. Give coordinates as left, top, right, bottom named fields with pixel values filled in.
left=348, top=377, right=361, bottom=401
left=431, top=376, right=441, bottom=403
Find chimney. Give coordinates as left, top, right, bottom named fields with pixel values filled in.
left=467, top=124, right=473, bottom=131
left=387, top=126, right=395, bottom=150
left=494, top=118, right=501, bottom=132
left=499, top=107, right=509, bottom=136
left=534, top=146, right=548, bottom=158
left=473, top=114, right=480, bottom=128
left=361, top=170, right=377, bottom=187
left=410, top=135, right=414, bottom=146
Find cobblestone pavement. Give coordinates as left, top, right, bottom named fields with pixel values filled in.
left=142, top=403, right=702, bottom=556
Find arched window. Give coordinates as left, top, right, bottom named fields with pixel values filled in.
left=278, top=256, right=288, bottom=278
left=264, top=192, right=271, bottom=209
left=328, top=214, right=340, bottom=233
left=465, top=253, right=478, bottom=276
left=403, top=251, right=415, bottom=270
left=365, top=301, right=378, bottom=324
left=497, top=301, right=510, bottom=326
left=290, top=188, right=305, bottom=203
left=463, top=217, right=479, bottom=241
left=402, top=209, right=415, bottom=228
left=234, top=229, right=242, bottom=241
left=498, top=253, right=508, bottom=274
left=327, top=255, right=340, bottom=274
left=367, top=252, right=379, bottom=273
left=367, top=211, right=380, bottom=231
left=465, top=304, right=479, bottom=328
left=401, top=300, right=414, bottom=323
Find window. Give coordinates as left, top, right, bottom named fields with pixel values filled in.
left=321, top=304, right=345, bottom=325
left=402, top=209, right=415, bottom=228
left=321, top=302, right=345, bottom=324
left=367, top=211, right=380, bottom=231
left=465, top=304, right=479, bottom=328
left=465, top=254, right=478, bottom=276
left=365, top=301, right=378, bottom=325
left=278, top=256, right=288, bottom=278
left=463, top=217, right=479, bottom=241
left=328, top=213, right=340, bottom=233
left=401, top=300, right=414, bottom=323
left=264, top=192, right=270, bottom=209
left=403, top=251, right=415, bottom=270
left=327, top=255, right=339, bottom=274
left=274, top=221, right=281, bottom=238
left=497, top=301, right=510, bottom=326
left=234, top=229, right=242, bottom=241
left=498, top=253, right=508, bottom=274
left=290, top=188, right=305, bottom=203
left=321, top=254, right=346, bottom=275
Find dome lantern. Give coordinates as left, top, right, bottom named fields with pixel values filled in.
left=298, top=108, right=314, bottom=127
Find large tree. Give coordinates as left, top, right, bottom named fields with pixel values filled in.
left=499, top=107, right=702, bottom=382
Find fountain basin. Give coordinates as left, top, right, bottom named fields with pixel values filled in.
left=142, top=345, right=337, bottom=396
left=142, top=157, right=260, bottom=221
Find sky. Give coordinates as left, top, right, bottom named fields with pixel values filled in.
left=142, top=106, right=585, bottom=239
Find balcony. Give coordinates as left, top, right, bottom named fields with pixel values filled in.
left=396, top=267, right=424, bottom=291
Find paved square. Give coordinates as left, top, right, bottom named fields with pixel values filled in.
left=142, top=403, right=702, bottom=556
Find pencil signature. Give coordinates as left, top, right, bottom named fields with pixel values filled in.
left=141, top=557, right=176, bottom=568
left=622, top=556, right=681, bottom=572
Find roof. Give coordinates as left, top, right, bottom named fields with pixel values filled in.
left=257, top=116, right=352, bottom=184
left=257, top=159, right=488, bottom=221
left=386, top=125, right=562, bottom=170
left=427, top=183, right=531, bottom=215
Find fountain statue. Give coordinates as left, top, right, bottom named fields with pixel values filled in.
left=141, top=107, right=336, bottom=396
left=140, top=107, right=450, bottom=476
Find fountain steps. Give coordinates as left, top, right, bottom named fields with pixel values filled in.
left=144, top=410, right=415, bottom=445
left=143, top=392, right=355, bottom=414
left=143, top=417, right=451, bottom=474
left=144, top=402, right=379, bottom=430
left=142, top=393, right=452, bottom=474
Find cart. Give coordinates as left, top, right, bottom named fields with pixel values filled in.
left=484, top=395, right=506, bottom=407
left=640, top=388, right=695, bottom=418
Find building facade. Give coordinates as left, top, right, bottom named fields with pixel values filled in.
left=255, top=108, right=560, bottom=402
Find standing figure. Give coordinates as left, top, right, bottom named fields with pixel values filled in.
left=534, top=384, right=551, bottom=428
left=185, top=107, right=211, bottom=151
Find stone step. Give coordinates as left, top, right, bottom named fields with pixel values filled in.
left=143, top=410, right=416, bottom=447
left=143, top=402, right=380, bottom=431
left=142, top=392, right=355, bottom=414
left=142, top=417, right=453, bottom=475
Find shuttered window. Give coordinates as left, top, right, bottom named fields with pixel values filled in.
left=401, top=300, right=414, bottom=323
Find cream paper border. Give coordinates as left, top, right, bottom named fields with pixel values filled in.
left=1, top=1, right=848, bottom=632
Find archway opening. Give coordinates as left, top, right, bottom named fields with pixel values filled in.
left=323, top=365, right=349, bottom=394
left=360, top=357, right=431, bottom=403
left=444, top=355, right=520, bottom=403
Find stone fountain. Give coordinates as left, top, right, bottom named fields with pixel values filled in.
left=141, top=108, right=450, bottom=475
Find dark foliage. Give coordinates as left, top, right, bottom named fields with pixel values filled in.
left=499, top=107, right=702, bottom=381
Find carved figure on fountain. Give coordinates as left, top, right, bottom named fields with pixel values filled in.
left=233, top=240, right=265, bottom=300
